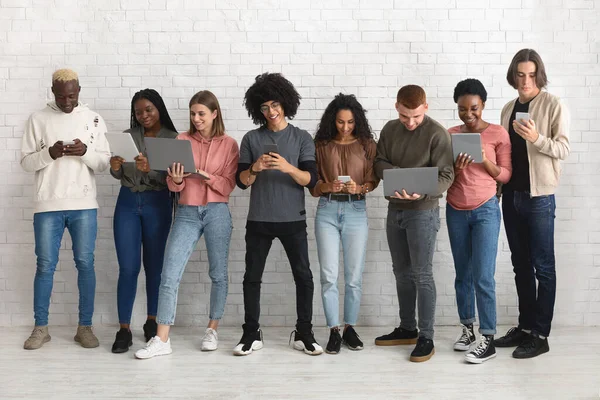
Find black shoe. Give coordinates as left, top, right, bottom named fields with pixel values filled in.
left=493, top=327, right=529, bottom=348
left=290, top=330, right=323, bottom=356
left=374, top=326, right=418, bottom=346
left=326, top=328, right=342, bottom=354
left=111, top=328, right=132, bottom=354
left=233, top=329, right=263, bottom=356
left=512, top=334, right=549, bottom=359
left=342, top=326, right=364, bottom=351
left=143, top=319, right=158, bottom=342
left=410, top=337, right=435, bottom=362
left=453, top=324, right=476, bottom=351
left=465, top=335, right=496, bottom=364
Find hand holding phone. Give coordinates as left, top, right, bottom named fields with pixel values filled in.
left=263, top=143, right=278, bottom=156
left=515, top=112, right=530, bottom=125
left=337, top=175, right=351, bottom=183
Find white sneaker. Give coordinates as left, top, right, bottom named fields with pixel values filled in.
left=201, top=328, right=218, bottom=351
left=134, top=336, right=172, bottom=359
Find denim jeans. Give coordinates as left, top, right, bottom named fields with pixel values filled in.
left=114, top=187, right=172, bottom=324
left=315, top=197, right=368, bottom=328
left=502, top=190, right=556, bottom=337
left=156, top=203, right=232, bottom=325
left=386, top=207, right=440, bottom=340
left=33, top=209, right=98, bottom=326
left=446, top=197, right=501, bottom=335
left=243, top=222, right=314, bottom=334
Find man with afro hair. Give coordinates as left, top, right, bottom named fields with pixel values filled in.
left=234, top=72, right=323, bottom=356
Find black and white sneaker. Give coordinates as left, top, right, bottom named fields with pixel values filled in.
left=465, top=335, right=496, bottom=364
left=326, top=328, right=342, bottom=354
left=454, top=324, right=476, bottom=351
left=233, top=329, right=263, bottom=356
left=342, top=326, right=364, bottom=351
left=290, top=330, right=323, bottom=356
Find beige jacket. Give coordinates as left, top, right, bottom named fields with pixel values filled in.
left=500, top=91, right=570, bottom=196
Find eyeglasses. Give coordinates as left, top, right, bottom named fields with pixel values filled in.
left=260, top=102, right=281, bottom=113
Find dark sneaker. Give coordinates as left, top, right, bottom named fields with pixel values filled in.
left=374, top=326, right=418, bottom=346
left=233, top=329, right=263, bottom=356
left=493, top=327, right=529, bottom=348
left=143, top=319, right=158, bottom=342
left=454, top=324, right=476, bottom=351
left=512, top=334, right=549, bottom=359
left=290, top=330, right=323, bottom=356
left=111, top=328, right=133, bottom=353
left=410, top=337, right=435, bottom=362
left=465, top=335, right=496, bottom=364
left=342, top=326, right=364, bottom=351
left=326, top=328, right=342, bottom=354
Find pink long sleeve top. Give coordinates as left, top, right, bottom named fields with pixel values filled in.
left=167, top=132, right=239, bottom=206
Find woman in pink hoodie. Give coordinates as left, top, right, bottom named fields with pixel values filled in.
left=135, top=90, right=239, bottom=359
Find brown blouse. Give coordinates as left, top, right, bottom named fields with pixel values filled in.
left=310, top=139, right=380, bottom=197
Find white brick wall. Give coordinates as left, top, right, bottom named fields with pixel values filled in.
left=1, top=0, right=598, bottom=328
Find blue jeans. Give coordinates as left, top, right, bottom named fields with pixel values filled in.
left=502, top=190, right=556, bottom=337
left=446, top=197, right=501, bottom=335
left=156, top=203, right=232, bottom=325
left=386, top=208, right=440, bottom=340
left=33, top=209, right=98, bottom=326
left=315, top=197, right=368, bottom=328
left=114, top=187, right=172, bottom=324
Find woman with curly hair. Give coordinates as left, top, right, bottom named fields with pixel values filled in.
left=234, top=72, right=322, bottom=356
left=311, top=93, right=379, bottom=354
left=109, top=89, right=178, bottom=353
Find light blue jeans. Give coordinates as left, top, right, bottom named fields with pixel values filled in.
left=33, top=209, right=98, bottom=326
left=156, top=203, right=232, bottom=325
left=315, top=196, right=368, bottom=328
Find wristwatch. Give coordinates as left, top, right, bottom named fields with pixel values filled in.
left=249, top=162, right=259, bottom=176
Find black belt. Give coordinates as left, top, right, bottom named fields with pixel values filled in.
left=324, top=194, right=363, bottom=202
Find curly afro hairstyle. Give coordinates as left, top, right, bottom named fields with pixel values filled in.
left=243, top=72, right=301, bottom=126
left=314, top=93, right=375, bottom=160
left=452, top=78, right=488, bottom=104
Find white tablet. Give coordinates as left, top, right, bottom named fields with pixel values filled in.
left=383, top=167, right=439, bottom=197
left=451, top=133, right=483, bottom=163
left=106, top=132, right=140, bottom=162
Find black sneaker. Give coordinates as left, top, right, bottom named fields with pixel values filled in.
left=493, top=327, right=529, bottom=348
left=512, top=334, right=549, bottom=359
left=410, top=337, right=435, bottom=362
left=111, top=328, right=133, bottom=354
left=143, top=319, right=158, bottom=342
left=374, top=326, right=418, bottom=346
left=342, top=326, right=364, bottom=351
left=233, top=329, right=263, bottom=356
left=290, top=330, right=323, bottom=356
left=326, top=328, right=342, bottom=354
left=453, top=324, right=476, bottom=351
left=465, top=335, right=496, bottom=364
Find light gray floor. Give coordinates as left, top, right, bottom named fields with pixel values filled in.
left=1, top=326, right=599, bottom=399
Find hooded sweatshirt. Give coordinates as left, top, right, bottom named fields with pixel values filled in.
left=167, top=132, right=239, bottom=206
left=20, top=102, right=111, bottom=213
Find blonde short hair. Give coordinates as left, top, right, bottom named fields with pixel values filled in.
left=52, top=69, right=78, bottom=83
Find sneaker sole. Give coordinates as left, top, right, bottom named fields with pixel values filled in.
left=293, top=340, right=323, bottom=355
left=453, top=342, right=474, bottom=351
left=24, top=335, right=51, bottom=350
left=325, top=349, right=340, bottom=354
left=135, top=348, right=173, bottom=359
left=465, top=353, right=497, bottom=364
left=410, top=348, right=435, bottom=362
left=201, top=345, right=218, bottom=352
left=512, top=346, right=549, bottom=359
left=344, top=342, right=364, bottom=351
left=74, top=336, right=99, bottom=348
left=233, top=340, right=263, bottom=356
left=111, top=340, right=133, bottom=354
left=375, top=338, right=418, bottom=346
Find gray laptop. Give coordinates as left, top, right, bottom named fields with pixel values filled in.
left=451, top=133, right=482, bottom=163
left=145, top=137, right=207, bottom=178
left=383, top=167, right=439, bottom=196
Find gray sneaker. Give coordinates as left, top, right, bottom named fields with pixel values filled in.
left=24, top=326, right=51, bottom=350
left=74, top=325, right=99, bottom=348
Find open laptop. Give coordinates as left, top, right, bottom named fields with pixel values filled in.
left=451, top=133, right=483, bottom=163
left=145, top=137, right=208, bottom=179
left=382, top=167, right=439, bottom=197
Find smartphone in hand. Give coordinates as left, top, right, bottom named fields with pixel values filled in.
left=337, top=175, right=351, bottom=183
left=515, top=112, right=530, bottom=125
left=263, top=143, right=278, bottom=156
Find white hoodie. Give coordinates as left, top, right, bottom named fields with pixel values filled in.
left=21, top=102, right=111, bottom=213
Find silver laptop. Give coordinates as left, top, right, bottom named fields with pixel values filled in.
left=145, top=137, right=206, bottom=178
left=382, top=167, right=439, bottom=196
left=451, top=133, right=482, bottom=163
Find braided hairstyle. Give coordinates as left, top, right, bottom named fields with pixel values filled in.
left=243, top=72, right=301, bottom=126
left=130, top=88, right=178, bottom=132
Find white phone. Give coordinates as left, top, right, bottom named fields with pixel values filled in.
left=63, top=140, right=75, bottom=145
left=337, top=175, right=351, bottom=183
left=515, top=112, right=530, bottom=125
